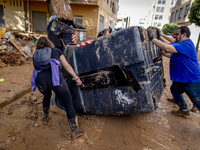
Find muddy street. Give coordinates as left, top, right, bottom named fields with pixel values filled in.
left=0, top=57, right=200, bottom=150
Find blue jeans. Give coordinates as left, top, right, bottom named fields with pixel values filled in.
left=170, top=81, right=200, bottom=110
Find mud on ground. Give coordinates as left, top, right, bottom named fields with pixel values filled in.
left=0, top=57, right=200, bottom=150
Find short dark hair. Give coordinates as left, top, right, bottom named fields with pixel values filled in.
left=97, top=31, right=103, bottom=38
left=103, top=29, right=109, bottom=33
left=175, top=26, right=191, bottom=38
left=36, top=37, right=54, bottom=49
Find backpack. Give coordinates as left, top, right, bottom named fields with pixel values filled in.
left=33, top=48, right=51, bottom=70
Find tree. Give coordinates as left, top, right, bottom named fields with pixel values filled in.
left=161, top=23, right=180, bottom=36
left=188, top=0, right=200, bottom=52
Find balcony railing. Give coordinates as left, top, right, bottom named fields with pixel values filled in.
left=68, top=0, right=99, bottom=5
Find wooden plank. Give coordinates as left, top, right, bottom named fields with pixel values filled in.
left=9, top=38, right=27, bottom=58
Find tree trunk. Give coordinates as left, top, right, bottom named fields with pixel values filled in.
left=196, top=32, right=200, bottom=54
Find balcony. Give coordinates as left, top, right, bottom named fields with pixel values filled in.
left=68, top=0, right=99, bottom=6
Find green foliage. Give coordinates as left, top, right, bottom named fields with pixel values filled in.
left=188, top=0, right=200, bottom=26
left=161, top=23, right=180, bottom=35
left=148, top=26, right=155, bottom=28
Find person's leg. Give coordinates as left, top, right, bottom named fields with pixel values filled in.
left=184, top=81, right=200, bottom=111
left=170, top=82, right=188, bottom=109
left=53, top=78, right=76, bottom=119
left=53, top=73, right=83, bottom=139
left=170, top=82, right=190, bottom=117
left=36, top=70, right=52, bottom=124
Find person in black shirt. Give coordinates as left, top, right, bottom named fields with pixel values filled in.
left=33, top=37, right=84, bottom=139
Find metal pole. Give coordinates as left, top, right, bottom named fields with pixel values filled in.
left=125, top=17, right=128, bottom=28
left=151, top=6, right=155, bottom=26
left=27, top=0, right=30, bottom=33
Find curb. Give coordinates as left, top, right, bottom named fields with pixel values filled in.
left=0, top=87, right=32, bottom=109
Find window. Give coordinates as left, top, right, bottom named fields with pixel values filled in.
left=20, top=0, right=21, bottom=7
left=161, top=7, right=165, bottom=12
left=16, top=0, right=18, bottom=6
left=156, top=7, right=160, bottom=12
left=159, top=15, right=163, bottom=20
left=109, top=20, right=112, bottom=28
left=74, top=15, right=83, bottom=26
left=153, top=22, right=157, bottom=27
left=170, top=8, right=172, bottom=13
left=178, top=0, right=182, bottom=5
left=184, top=4, right=190, bottom=17
left=179, top=8, right=183, bottom=19
left=174, top=10, right=178, bottom=21
left=110, top=1, right=112, bottom=7
left=158, top=0, right=161, bottom=4
left=13, top=0, right=15, bottom=6
left=162, top=0, right=166, bottom=4
left=155, top=15, right=159, bottom=20
left=170, top=12, right=174, bottom=22
left=107, top=0, right=109, bottom=4
left=158, top=23, right=161, bottom=27
left=168, top=16, right=171, bottom=21
left=99, top=15, right=104, bottom=31
left=171, top=0, right=174, bottom=5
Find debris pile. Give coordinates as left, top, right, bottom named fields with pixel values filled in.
left=0, top=28, right=37, bottom=68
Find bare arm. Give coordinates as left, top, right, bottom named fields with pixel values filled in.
left=161, top=51, right=171, bottom=58
left=60, top=55, right=82, bottom=85
left=160, top=36, right=171, bottom=44
left=60, top=55, right=77, bottom=78
left=162, top=34, right=175, bottom=43
left=152, top=38, right=177, bottom=53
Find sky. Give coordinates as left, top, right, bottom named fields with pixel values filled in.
left=117, top=0, right=155, bottom=26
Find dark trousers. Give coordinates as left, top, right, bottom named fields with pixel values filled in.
left=36, top=68, right=76, bottom=119
left=170, top=81, right=200, bottom=110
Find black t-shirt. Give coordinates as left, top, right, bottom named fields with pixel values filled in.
left=51, top=48, right=64, bottom=60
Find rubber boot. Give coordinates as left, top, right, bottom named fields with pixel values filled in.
left=43, top=107, right=50, bottom=125
left=69, top=117, right=84, bottom=139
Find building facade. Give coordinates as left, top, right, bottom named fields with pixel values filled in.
left=69, top=0, right=119, bottom=39
left=0, top=0, right=50, bottom=32
left=170, top=0, right=199, bottom=47
left=0, top=0, right=119, bottom=40
left=151, top=0, right=174, bottom=29
left=170, top=0, right=193, bottom=26
left=138, top=10, right=151, bottom=28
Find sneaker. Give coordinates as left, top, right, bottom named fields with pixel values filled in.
left=191, top=105, right=199, bottom=113
left=167, top=98, right=176, bottom=103
left=172, top=109, right=190, bottom=118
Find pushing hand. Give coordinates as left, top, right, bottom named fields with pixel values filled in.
left=147, top=28, right=157, bottom=41
left=73, top=77, right=82, bottom=86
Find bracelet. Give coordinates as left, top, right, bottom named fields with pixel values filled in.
left=151, top=38, right=155, bottom=41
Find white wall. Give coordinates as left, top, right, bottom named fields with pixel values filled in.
left=188, top=23, right=200, bottom=47
left=151, top=0, right=173, bottom=29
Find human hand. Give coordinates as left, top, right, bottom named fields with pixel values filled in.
left=72, top=77, right=82, bottom=86
left=156, top=27, right=162, bottom=38
left=147, top=28, right=157, bottom=41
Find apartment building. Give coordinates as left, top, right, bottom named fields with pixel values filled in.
left=151, top=0, right=174, bottom=29
left=170, top=0, right=192, bottom=26
left=170, top=0, right=199, bottom=47
left=0, top=0, right=51, bottom=32
left=138, top=11, right=151, bottom=28
left=69, top=0, right=119, bottom=39
left=0, top=0, right=118, bottom=39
